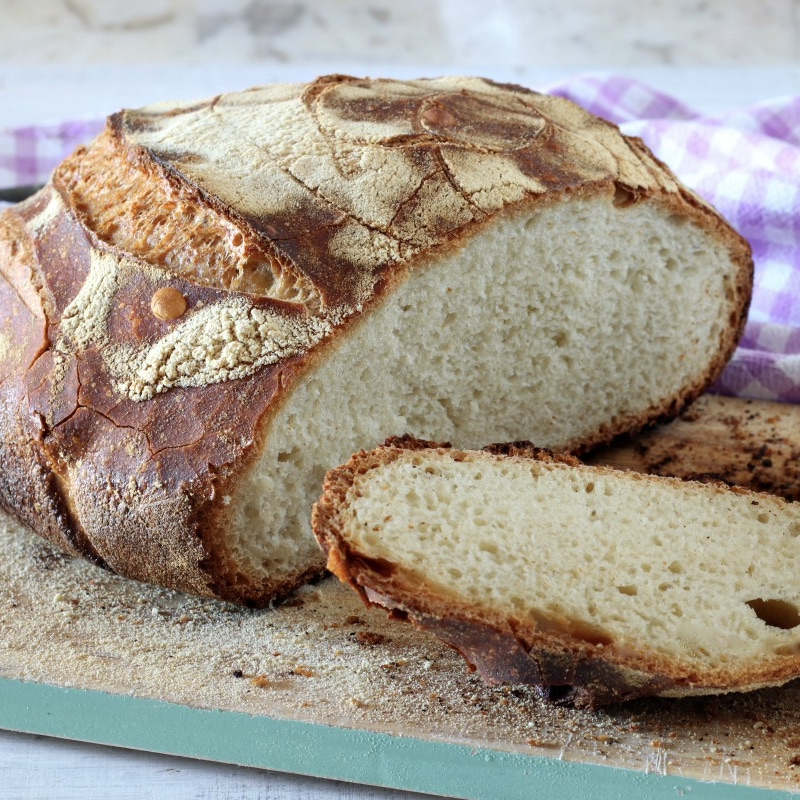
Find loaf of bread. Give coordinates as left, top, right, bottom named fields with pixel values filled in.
left=313, top=437, right=800, bottom=706
left=0, top=75, right=751, bottom=605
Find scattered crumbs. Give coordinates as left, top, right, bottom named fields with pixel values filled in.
left=291, top=666, right=314, bottom=677
left=527, top=738, right=559, bottom=748
left=355, top=631, right=387, bottom=646
left=250, top=674, right=270, bottom=689
left=344, top=615, right=364, bottom=625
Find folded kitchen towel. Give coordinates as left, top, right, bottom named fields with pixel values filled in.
left=1, top=75, right=798, bottom=402
left=0, top=118, right=104, bottom=189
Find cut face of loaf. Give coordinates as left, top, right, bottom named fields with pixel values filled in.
left=0, top=75, right=751, bottom=605
left=313, top=438, right=800, bottom=707
left=225, top=195, right=745, bottom=597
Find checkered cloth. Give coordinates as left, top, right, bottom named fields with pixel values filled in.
left=1, top=75, right=799, bottom=401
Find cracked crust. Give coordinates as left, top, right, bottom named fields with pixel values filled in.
left=312, top=438, right=800, bottom=707
left=0, top=76, right=752, bottom=605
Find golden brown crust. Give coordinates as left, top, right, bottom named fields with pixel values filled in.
left=0, top=75, right=753, bottom=605
left=312, top=438, right=800, bottom=707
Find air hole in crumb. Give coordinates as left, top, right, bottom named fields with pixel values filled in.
left=232, top=233, right=244, bottom=247
left=584, top=482, right=595, bottom=493
left=522, top=212, right=542, bottom=231
left=617, top=585, right=637, bottom=596
left=757, top=512, right=769, bottom=524
left=746, top=598, right=800, bottom=630
left=448, top=567, right=463, bottom=579
left=668, top=561, right=683, bottom=574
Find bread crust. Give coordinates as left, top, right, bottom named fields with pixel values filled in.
left=312, top=437, right=800, bottom=707
left=0, top=76, right=753, bottom=605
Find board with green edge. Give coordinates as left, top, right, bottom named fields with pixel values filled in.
left=3, top=394, right=800, bottom=798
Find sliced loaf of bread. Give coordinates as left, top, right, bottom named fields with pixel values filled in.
left=0, top=75, right=751, bottom=605
left=313, top=437, right=800, bottom=706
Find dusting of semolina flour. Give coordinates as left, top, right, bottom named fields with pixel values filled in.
left=108, top=297, right=341, bottom=402
left=1, top=510, right=800, bottom=790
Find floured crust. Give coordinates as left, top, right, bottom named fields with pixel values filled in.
left=0, top=75, right=752, bottom=605
left=312, top=437, right=800, bottom=707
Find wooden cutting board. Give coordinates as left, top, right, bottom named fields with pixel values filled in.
left=1, top=393, right=800, bottom=799
left=586, top=393, right=800, bottom=501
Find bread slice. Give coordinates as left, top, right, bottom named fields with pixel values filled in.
left=0, top=75, right=751, bottom=605
left=313, top=437, right=800, bottom=706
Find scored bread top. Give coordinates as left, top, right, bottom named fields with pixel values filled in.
left=115, top=74, right=705, bottom=314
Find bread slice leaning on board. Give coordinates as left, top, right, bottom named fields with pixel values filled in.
left=0, top=75, right=752, bottom=605
left=313, top=437, right=800, bottom=707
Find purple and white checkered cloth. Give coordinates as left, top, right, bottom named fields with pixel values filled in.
left=1, top=75, right=799, bottom=401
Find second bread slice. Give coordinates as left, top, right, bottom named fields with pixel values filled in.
left=313, top=437, right=800, bottom=707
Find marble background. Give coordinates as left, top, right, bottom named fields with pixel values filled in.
left=2, top=0, right=799, bottom=68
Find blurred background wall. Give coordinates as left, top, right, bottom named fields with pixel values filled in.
left=0, top=1, right=798, bottom=126
left=3, top=0, right=798, bottom=68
